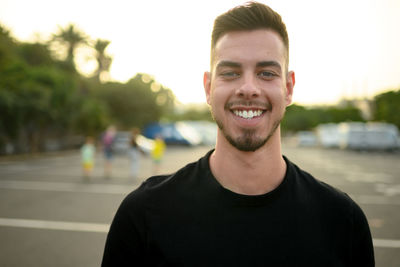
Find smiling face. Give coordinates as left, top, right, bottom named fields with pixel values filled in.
left=204, top=29, right=294, bottom=152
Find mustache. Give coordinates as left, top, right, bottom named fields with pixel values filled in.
left=225, top=100, right=271, bottom=110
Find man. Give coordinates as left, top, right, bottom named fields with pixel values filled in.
left=102, top=2, right=375, bottom=266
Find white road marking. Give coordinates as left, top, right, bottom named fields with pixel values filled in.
left=373, top=239, right=400, bottom=248
left=0, top=218, right=109, bottom=233
left=349, top=194, right=400, bottom=206
left=0, top=180, right=133, bottom=195
left=3, top=180, right=399, bottom=206
left=2, top=180, right=399, bottom=206
left=375, top=183, right=400, bottom=196
left=345, top=172, right=394, bottom=183
left=0, top=218, right=399, bottom=248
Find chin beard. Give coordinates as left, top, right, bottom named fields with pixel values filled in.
left=215, top=118, right=281, bottom=152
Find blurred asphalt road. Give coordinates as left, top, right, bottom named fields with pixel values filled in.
left=0, top=143, right=399, bottom=266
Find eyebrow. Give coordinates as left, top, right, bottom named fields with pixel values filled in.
left=215, top=60, right=242, bottom=69
left=216, top=60, right=282, bottom=71
left=256, top=61, right=282, bottom=71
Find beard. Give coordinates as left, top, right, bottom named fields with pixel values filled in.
left=211, top=101, right=283, bottom=152
left=215, top=118, right=281, bottom=152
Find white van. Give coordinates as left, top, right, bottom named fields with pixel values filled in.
left=338, top=122, right=399, bottom=150
left=316, top=123, right=340, bottom=148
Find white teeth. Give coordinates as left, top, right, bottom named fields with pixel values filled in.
left=233, top=110, right=263, bottom=119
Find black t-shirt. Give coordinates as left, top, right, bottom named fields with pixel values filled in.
left=102, top=150, right=374, bottom=266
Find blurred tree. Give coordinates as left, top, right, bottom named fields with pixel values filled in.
left=94, top=73, right=176, bottom=129
left=324, top=105, right=364, bottom=123
left=0, top=24, right=109, bottom=153
left=282, top=104, right=314, bottom=133
left=1, top=23, right=177, bottom=153
left=0, top=26, right=25, bottom=148
left=373, top=89, right=400, bottom=128
left=166, top=106, right=213, bottom=122
left=74, top=96, right=110, bottom=136
left=0, top=61, right=82, bottom=152
left=18, top=42, right=53, bottom=66
left=93, top=39, right=112, bottom=82
left=51, top=24, right=87, bottom=70
left=282, top=103, right=364, bottom=134
left=0, top=24, right=18, bottom=69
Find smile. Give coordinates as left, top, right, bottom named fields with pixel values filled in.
left=233, top=110, right=264, bottom=119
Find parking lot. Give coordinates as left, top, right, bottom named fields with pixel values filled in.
left=0, top=144, right=399, bottom=266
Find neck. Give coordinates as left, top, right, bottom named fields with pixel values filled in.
left=209, top=129, right=286, bottom=195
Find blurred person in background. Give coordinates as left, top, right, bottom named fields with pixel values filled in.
left=151, top=134, right=166, bottom=175
left=102, top=125, right=116, bottom=178
left=102, top=2, right=374, bottom=266
left=81, top=136, right=95, bottom=180
left=129, top=127, right=143, bottom=180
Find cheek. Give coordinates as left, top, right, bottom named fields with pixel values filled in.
left=267, top=85, right=285, bottom=102
left=210, top=86, right=226, bottom=104
left=268, top=90, right=288, bottom=114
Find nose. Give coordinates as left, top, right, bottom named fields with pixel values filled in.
left=235, top=73, right=260, bottom=98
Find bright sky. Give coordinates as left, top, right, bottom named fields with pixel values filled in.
left=1, top=0, right=400, bottom=105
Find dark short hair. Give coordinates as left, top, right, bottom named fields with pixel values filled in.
left=211, top=1, right=289, bottom=67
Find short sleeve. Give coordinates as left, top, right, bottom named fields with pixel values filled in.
left=101, top=192, right=146, bottom=267
left=350, top=200, right=375, bottom=266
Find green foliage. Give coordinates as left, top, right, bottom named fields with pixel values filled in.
left=0, top=25, right=17, bottom=67
left=0, top=57, right=83, bottom=151
left=166, top=106, right=213, bottom=122
left=73, top=96, right=110, bottom=135
left=93, top=73, right=176, bottom=129
left=323, top=105, right=364, bottom=123
left=0, top=22, right=177, bottom=154
left=373, top=90, right=400, bottom=128
left=0, top=24, right=110, bottom=153
left=18, top=43, right=54, bottom=66
left=282, top=103, right=364, bottom=133
left=282, top=104, right=314, bottom=132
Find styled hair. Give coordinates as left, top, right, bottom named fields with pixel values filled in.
left=211, top=1, right=289, bottom=67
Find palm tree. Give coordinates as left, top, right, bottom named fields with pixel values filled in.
left=93, top=39, right=112, bottom=82
left=52, top=24, right=87, bottom=69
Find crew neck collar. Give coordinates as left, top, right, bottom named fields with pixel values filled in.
left=200, top=149, right=293, bottom=206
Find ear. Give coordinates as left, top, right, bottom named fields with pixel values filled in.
left=285, top=71, right=295, bottom=106
left=203, top=71, right=212, bottom=105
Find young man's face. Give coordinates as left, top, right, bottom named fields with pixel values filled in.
left=204, top=29, right=294, bottom=151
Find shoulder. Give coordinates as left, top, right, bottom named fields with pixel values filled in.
left=122, top=151, right=210, bottom=208
left=285, top=156, right=358, bottom=211
left=285, top=156, right=371, bottom=233
left=284, top=157, right=374, bottom=265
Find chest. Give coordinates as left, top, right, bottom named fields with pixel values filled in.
left=143, top=199, right=351, bottom=266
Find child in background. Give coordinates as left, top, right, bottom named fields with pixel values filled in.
left=102, top=125, right=116, bottom=178
left=129, top=128, right=143, bottom=179
left=151, top=135, right=166, bottom=175
left=81, top=136, right=96, bottom=180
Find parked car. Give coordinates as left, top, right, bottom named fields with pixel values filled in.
left=338, top=122, right=399, bottom=151
left=296, top=131, right=318, bottom=147
left=112, top=131, right=155, bottom=155
left=111, top=131, right=131, bottom=154
left=136, top=134, right=155, bottom=154
left=178, top=121, right=217, bottom=146
left=316, top=123, right=340, bottom=148
left=143, top=122, right=202, bottom=146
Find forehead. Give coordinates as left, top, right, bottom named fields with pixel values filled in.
left=212, top=29, right=286, bottom=69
